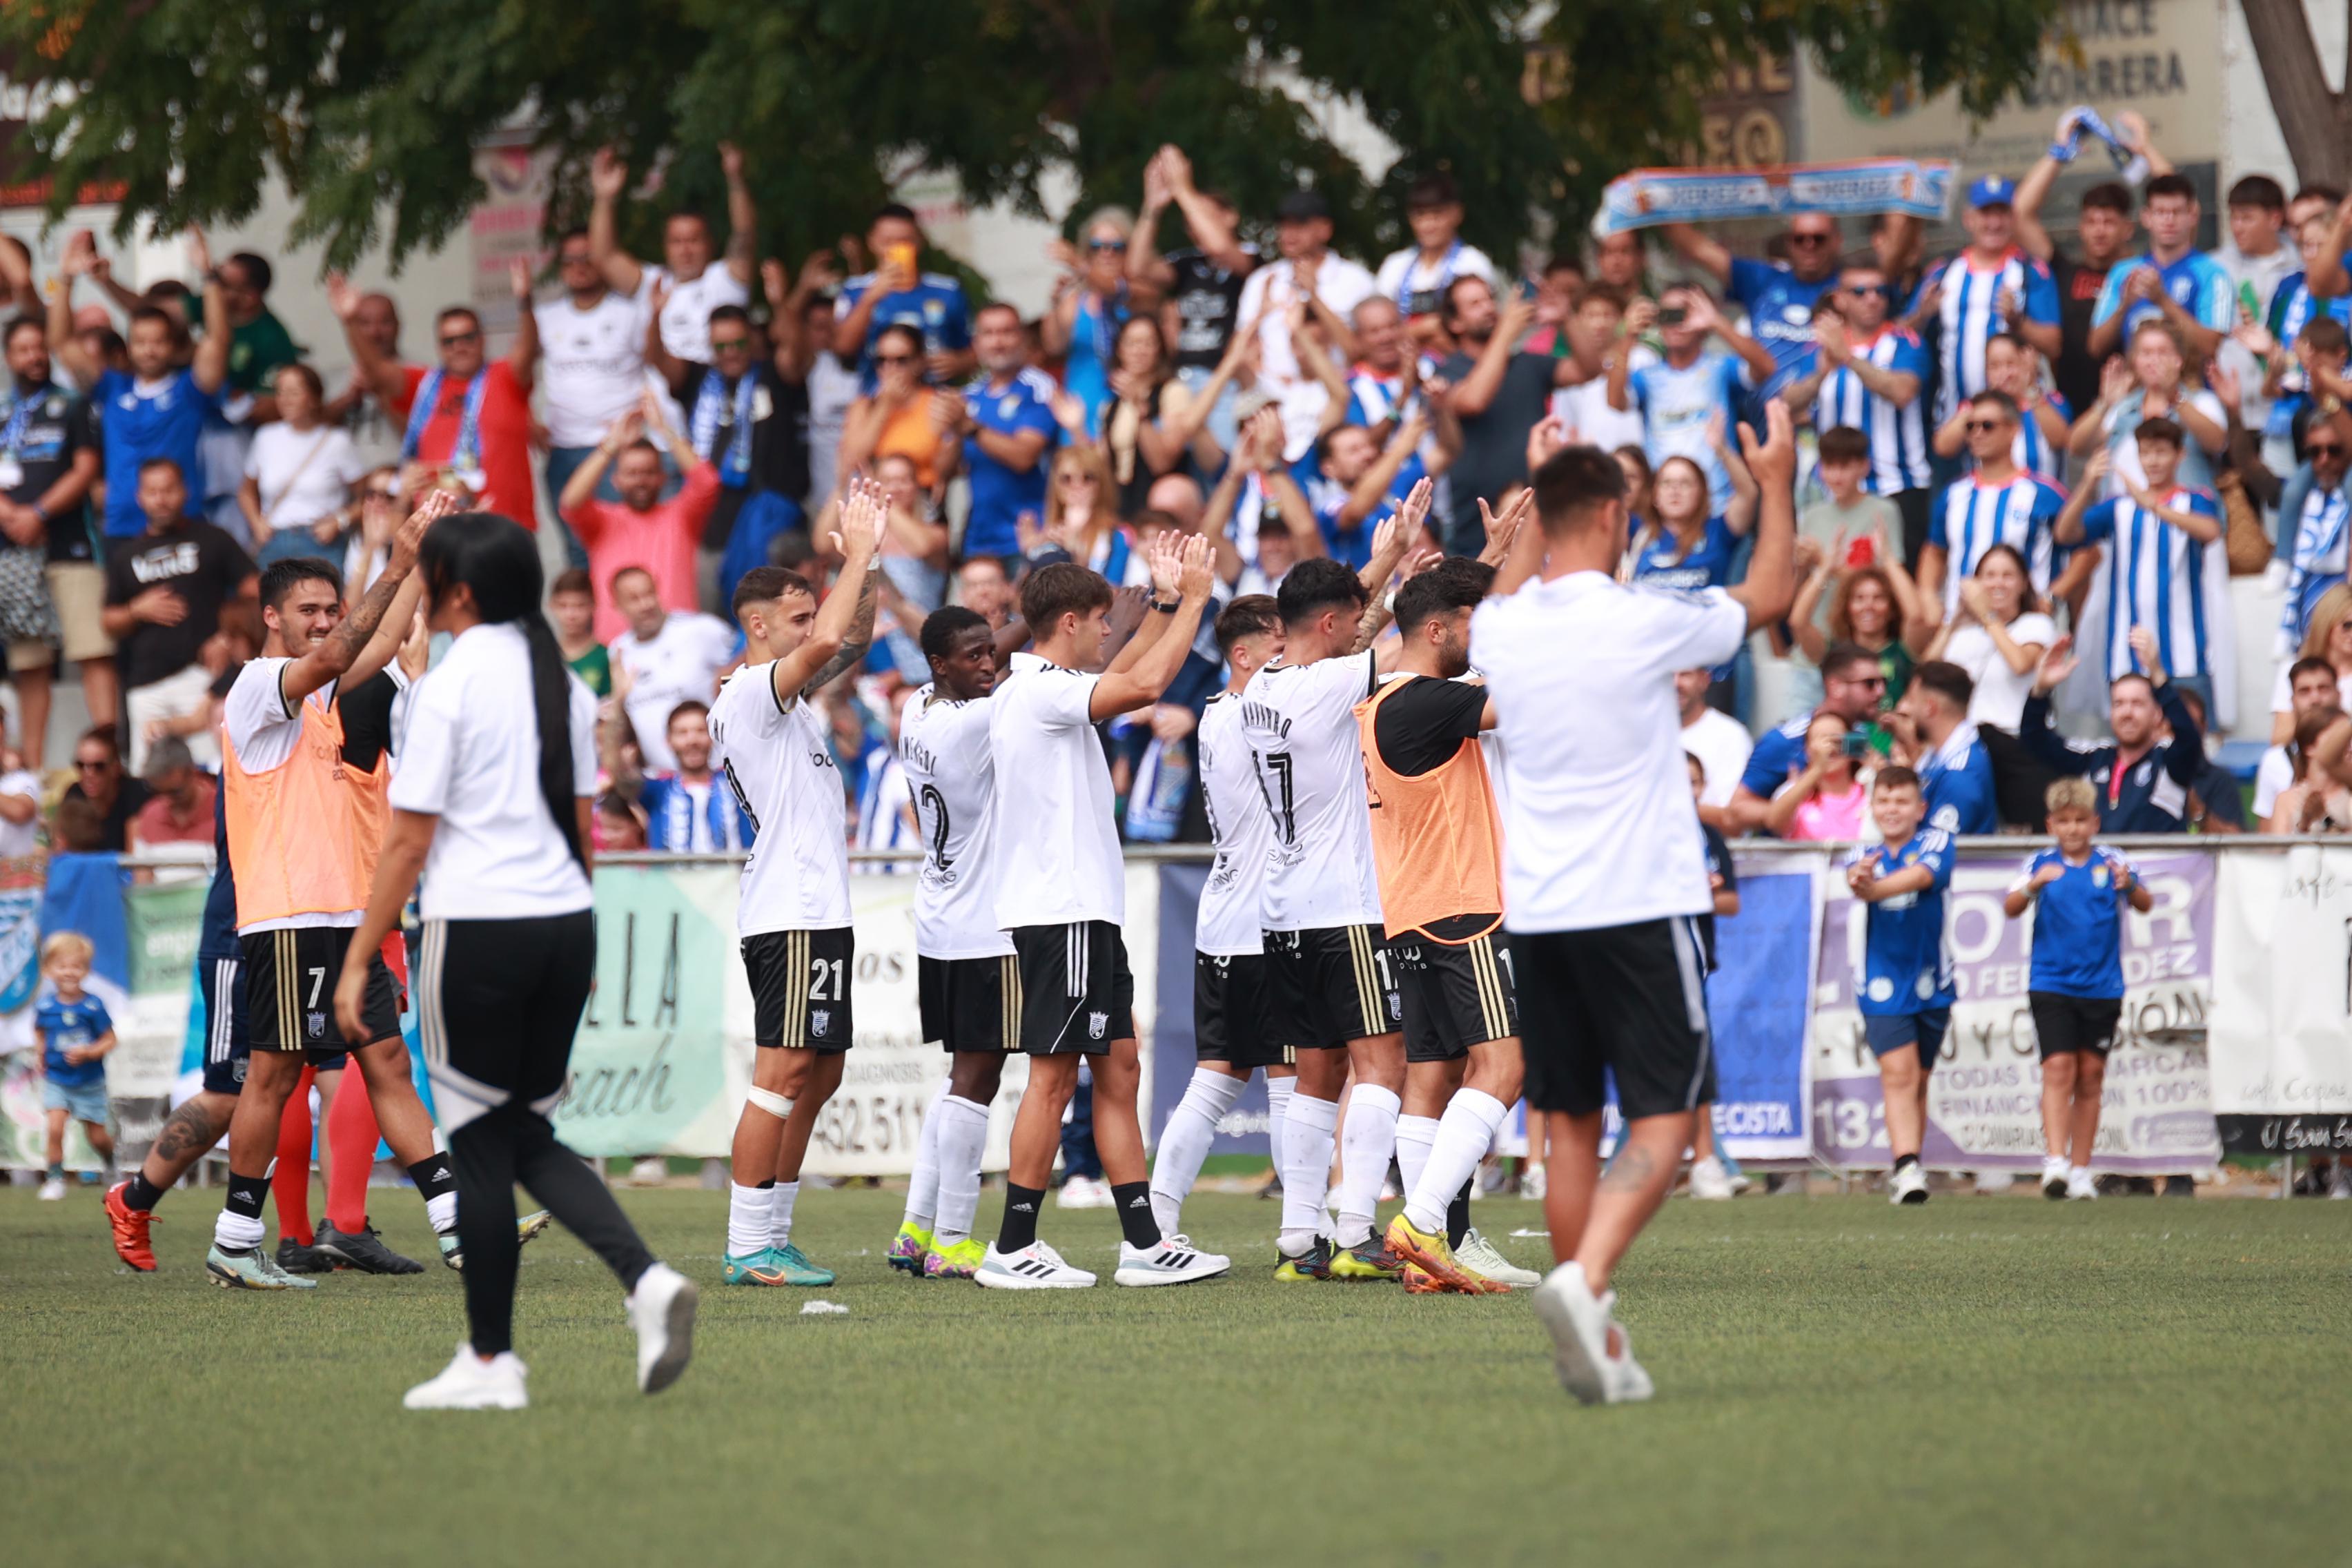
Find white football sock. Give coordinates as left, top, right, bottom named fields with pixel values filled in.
left=902, top=1080, right=950, bottom=1229
left=1405, top=1089, right=1508, bottom=1235
left=1395, top=1114, right=1440, bottom=1212
left=424, top=1190, right=458, bottom=1234
left=213, top=1208, right=266, bottom=1251
left=727, top=1184, right=774, bottom=1257
left=1279, top=1093, right=1340, bottom=1255
left=1150, top=1068, right=1244, bottom=1236
left=932, top=1095, right=991, bottom=1248
left=1333, top=1084, right=1401, bottom=1247
left=769, top=1181, right=801, bottom=1250
left=1264, top=1076, right=1294, bottom=1202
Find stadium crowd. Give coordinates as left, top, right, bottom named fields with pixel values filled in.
left=0, top=121, right=2349, bottom=861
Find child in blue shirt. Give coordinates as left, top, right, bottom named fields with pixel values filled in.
left=2002, top=777, right=2152, bottom=1203
left=37, top=931, right=117, bottom=1201
left=1847, top=765, right=1956, bottom=1206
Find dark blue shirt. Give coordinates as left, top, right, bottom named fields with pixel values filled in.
left=837, top=271, right=973, bottom=388
left=1919, top=724, right=1999, bottom=836
left=2020, top=845, right=2134, bottom=999
left=2019, top=682, right=2203, bottom=834
left=1728, top=257, right=1834, bottom=402
left=92, top=368, right=223, bottom=539
left=960, top=369, right=1059, bottom=560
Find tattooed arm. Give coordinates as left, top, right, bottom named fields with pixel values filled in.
left=801, top=560, right=881, bottom=696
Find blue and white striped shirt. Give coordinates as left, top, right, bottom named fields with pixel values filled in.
left=1811, top=328, right=1932, bottom=493
left=2077, top=489, right=2224, bottom=680
left=1930, top=249, right=2059, bottom=421
left=2280, top=481, right=2351, bottom=656
left=1928, top=474, right=2066, bottom=614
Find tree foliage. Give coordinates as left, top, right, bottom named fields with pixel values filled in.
left=1, top=0, right=2062, bottom=284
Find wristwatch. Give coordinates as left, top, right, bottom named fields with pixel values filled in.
left=1149, top=596, right=1180, bottom=614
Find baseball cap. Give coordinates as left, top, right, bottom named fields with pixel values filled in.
left=1968, top=176, right=2017, bottom=210
left=1275, top=189, right=1331, bottom=223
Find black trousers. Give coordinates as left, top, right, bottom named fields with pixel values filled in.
left=417, top=912, right=653, bottom=1357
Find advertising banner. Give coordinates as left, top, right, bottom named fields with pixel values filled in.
left=2207, top=845, right=2352, bottom=1154
left=1810, top=849, right=2218, bottom=1173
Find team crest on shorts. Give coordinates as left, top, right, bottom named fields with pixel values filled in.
left=306, top=1011, right=326, bottom=1040
left=1386, top=992, right=1402, bottom=1021
left=811, top=1010, right=830, bottom=1038
left=1088, top=1011, right=1108, bottom=1039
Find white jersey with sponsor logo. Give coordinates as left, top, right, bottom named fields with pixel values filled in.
left=707, top=662, right=849, bottom=935
left=1195, top=691, right=1273, bottom=957
left=898, top=685, right=1013, bottom=960
left=989, top=651, right=1124, bottom=929
left=1239, top=649, right=1383, bottom=932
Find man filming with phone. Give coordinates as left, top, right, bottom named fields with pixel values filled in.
left=833, top=204, right=975, bottom=387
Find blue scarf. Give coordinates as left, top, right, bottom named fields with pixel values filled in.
left=690, top=369, right=759, bottom=487
left=2282, top=484, right=2351, bottom=651
left=400, top=366, right=488, bottom=478
left=0, top=384, right=44, bottom=456
left=650, top=775, right=747, bottom=853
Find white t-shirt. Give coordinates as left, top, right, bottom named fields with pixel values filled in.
left=1551, top=344, right=1655, bottom=455
left=2269, top=662, right=2352, bottom=717
left=1373, top=244, right=1498, bottom=313
left=1679, top=705, right=1752, bottom=809
left=611, top=611, right=739, bottom=774
left=0, top=768, right=39, bottom=859
left=391, top=623, right=596, bottom=921
left=988, top=651, right=1122, bottom=929
left=536, top=292, right=649, bottom=449
left=707, top=663, right=850, bottom=934
left=1195, top=690, right=1273, bottom=957
left=1235, top=255, right=1378, bottom=460
left=636, top=264, right=750, bottom=369
left=803, top=351, right=860, bottom=507
left=244, top=424, right=366, bottom=533
left=1943, top=611, right=2058, bottom=732
left=1472, top=572, right=1748, bottom=931
left=897, top=686, right=1013, bottom=959
left=1239, top=649, right=1384, bottom=932
left=2253, top=745, right=2295, bottom=820
left=222, top=658, right=358, bottom=932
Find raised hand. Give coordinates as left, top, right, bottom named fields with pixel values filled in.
left=391, top=486, right=460, bottom=569
left=1141, top=150, right=1173, bottom=213
left=1146, top=525, right=1185, bottom=598
left=2035, top=633, right=2079, bottom=696
left=325, top=271, right=362, bottom=321
left=510, top=257, right=534, bottom=300
left=760, top=258, right=788, bottom=313
left=2099, top=355, right=2135, bottom=405
left=1736, top=398, right=1797, bottom=492
left=2206, top=356, right=2244, bottom=407
left=1813, top=313, right=1850, bottom=366
left=1175, top=531, right=1215, bottom=600
left=2126, top=623, right=2164, bottom=679
left=62, top=229, right=97, bottom=277
left=591, top=147, right=629, bottom=201
left=1160, top=144, right=1195, bottom=193
left=797, top=248, right=841, bottom=295
left=186, top=225, right=212, bottom=277
left=1395, top=474, right=1435, bottom=545
left=718, top=141, right=745, bottom=182
left=832, top=476, right=888, bottom=558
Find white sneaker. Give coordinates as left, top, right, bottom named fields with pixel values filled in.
left=1520, top=1163, right=1546, bottom=1201
left=1974, top=1170, right=2015, bottom=1195
left=38, top=1176, right=66, bottom=1201
left=625, top=1262, right=698, bottom=1395
left=403, top=1344, right=528, bottom=1411
left=1529, top=1261, right=1613, bottom=1404
left=1056, top=1176, right=1112, bottom=1210
left=625, top=1156, right=669, bottom=1188
left=2041, top=1155, right=2070, bottom=1199
left=1687, top=1156, right=1734, bottom=1201
left=1605, top=1322, right=1656, bottom=1404
left=2330, top=1167, right=2352, bottom=1201
left=1113, top=1235, right=1231, bottom=1286
left=1888, top=1164, right=1929, bottom=1205
left=1456, top=1227, right=1541, bottom=1288
left=2065, top=1169, right=2098, bottom=1202
left=975, top=1239, right=1097, bottom=1289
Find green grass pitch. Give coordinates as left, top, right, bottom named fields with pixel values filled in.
left=6, top=1184, right=2346, bottom=1565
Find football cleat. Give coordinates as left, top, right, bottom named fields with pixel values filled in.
left=1329, top=1233, right=1407, bottom=1282
left=1384, top=1213, right=1507, bottom=1295
left=313, top=1218, right=424, bottom=1275
left=768, top=1243, right=836, bottom=1287
left=886, top=1223, right=933, bottom=1276
left=722, top=1251, right=789, bottom=1286
left=1456, top=1227, right=1541, bottom=1288
left=104, top=1182, right=158, bottom=1272
left=206, top=1243, right=318, bottom=1290
left=1889, top=1164, right=1930, bottom=1205
left=403, top=1344, right=529, bottom=1411
left=1272, top=1235, right=1335, bottom=1282
left=924, top=1238, right=986, bottom=1280
left=435, top=1210, right=556, bottom=1271
left=275, top=1235, right=333, bottom=1275
left=2042, top=1155, right=2070, bottom=1200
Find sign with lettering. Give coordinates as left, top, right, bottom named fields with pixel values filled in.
left=1809, top=849, right=2218, bottom=1173
left=2207, top=845, right=2352, bottom=1153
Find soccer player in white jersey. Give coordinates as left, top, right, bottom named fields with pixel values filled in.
left=1471, top=403, right=1798, bottom=1404
left=888, top=604, right=1026, bottom=1280
left=976, top=533, right=1228, bottom=1289
left=1241, top=489, right=1422, bottom=1282
left=708, top=482, right=882, bottom=1289
left=1144, top=594, right=1297, bottom=1243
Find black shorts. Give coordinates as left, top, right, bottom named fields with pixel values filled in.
left=1009, top=921, right=1135, bottom=1056
left=919, top=953, right=1019, bottom=1054
left=744, top=927, right=856, bottom=1052
left=1393, top=931, right=1518, bottom=1063
left=1262, top=924, right=1400, bottom=1051
left=1517, top=917, right=1716, bottom=1122
left=1195, top=950, right=1291, bottom=1070
left=240, top=927, right=395, bottom=1056
left=2030, top=992, right=2124, bottom=1059
left=415, top=912, right=596, bottom=1134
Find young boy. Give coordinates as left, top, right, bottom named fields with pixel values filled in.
left=1685, top=752, right=1746, bottom=1201
left=1799, top=426, right=1899, bottom=568
left=2003, top=776, right=2153, bottom=1201
left=2052, top=417, right=2224, bottom=703
left=36, top=932, right=117, bottom=1200
left=1846, top=765, right=1955, bottom=1206
left=549, top=566, right=611, bottom=697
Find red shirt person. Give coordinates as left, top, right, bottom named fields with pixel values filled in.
left=329, top=264, right=540, bottom=525
left=559, top=389, right=723, bottom=641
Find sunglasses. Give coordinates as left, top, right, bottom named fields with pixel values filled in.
left=1790, top=231, right=1836, bottom=246
left=1964, top=418, right=2008, bottom=433
left=1848, top=284, right=1896, bottom=298
left=1088, top=239, right=1128, bottom=253
left=75, top=759, right=110, bottom=772
left=709, top=335, right=752, bottom=353
left=2309, top=442, right=2346, bottom=458
left=439, top=331, right=481, bottom=347
left=1841, top=674, right=1889, bottom=689
left=874, top=352, right=918, bottom=366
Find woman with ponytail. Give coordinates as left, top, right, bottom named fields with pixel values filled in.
left=335, top=509, right=696, bottom=1411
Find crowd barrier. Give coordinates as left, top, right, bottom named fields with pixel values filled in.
left=8, top=841, right=2350, bottom=1178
